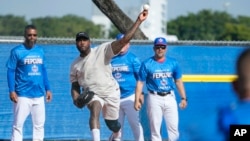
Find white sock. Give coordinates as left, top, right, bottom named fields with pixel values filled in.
left=113, top=130, right=121, bottom=140
left=92, top=129, right=100, bottom=141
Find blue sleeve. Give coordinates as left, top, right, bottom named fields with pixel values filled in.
left=133, top=57, right=141, bottom=81
left=138, top=62, right=147, bottom=82
left=218, top=106, right=237, bottom=136
left=42, top=65, right=51, bottom=91
left=7, top=68, right=15, bottom=93
left=173, top=60, right=182, bottom=79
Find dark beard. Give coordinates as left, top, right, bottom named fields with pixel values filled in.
left=25, top=40, right=36, bottom=48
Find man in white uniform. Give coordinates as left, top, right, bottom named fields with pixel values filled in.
left=70, top=10, right=148, bottom=141
left=134, top=37, right=188, bottom=141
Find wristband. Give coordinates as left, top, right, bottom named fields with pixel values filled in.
left=181, top=97, right=187, bottom=101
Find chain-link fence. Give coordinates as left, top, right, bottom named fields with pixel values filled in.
left=1, top=36, right=250, bottom=47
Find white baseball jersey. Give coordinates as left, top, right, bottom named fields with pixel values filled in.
left=70, top=42, right=119, bottom=97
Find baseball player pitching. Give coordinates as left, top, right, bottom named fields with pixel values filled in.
left=70, top=10, right=148, bottom=141
left=134, top=37, right=187, bottom=141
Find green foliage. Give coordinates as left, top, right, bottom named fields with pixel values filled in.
left=0, top=15, right=28, bottom=36
left=238, top=16, right=250, bottom=27
left=1, top=10, right=250, bottom=41
left=31, top=15, right=103, bottom=38
left=219, top=23, right=250, bottom=41
left=108, top=24, right=120, bottom=39
left=167, top=9, right=250, bottom=41
left=0, top=14, right=103, bottom=38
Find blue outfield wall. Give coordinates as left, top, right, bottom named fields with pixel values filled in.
left=0, top=43, right=248, bottom=141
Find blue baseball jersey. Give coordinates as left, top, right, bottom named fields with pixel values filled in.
left=218, top=101, right=250, bottom=139
left=111, top=51, right=141, bottom=99
left=6, top=44, right=49, bottom=98
left=139, top=56, right=182, bottom=92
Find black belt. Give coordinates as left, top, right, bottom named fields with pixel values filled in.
left=149, top=90, right=171, bottom=96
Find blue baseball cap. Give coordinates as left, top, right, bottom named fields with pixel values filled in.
left=116, top=33, right=124, bottom=40
left=154, top=37, right=167, bottom=46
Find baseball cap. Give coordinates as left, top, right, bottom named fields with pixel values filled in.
left=75, top=32, right=90, bottom=41
left=116, top=33, right=124, bottom=40
left=154, top=37, right=167, bottom=46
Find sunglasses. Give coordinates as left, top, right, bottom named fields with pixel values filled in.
left=27, top=34, right=37, bottom=37
left=154, top=46, right=166, bottom=50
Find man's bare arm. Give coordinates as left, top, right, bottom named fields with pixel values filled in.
left=71, top=81, right=81, bottom=101
left=134, top=81, right=144, bottom=111
left=175, top=79, right=187, bottom=100
left=111, top=10, right=148, bottom=55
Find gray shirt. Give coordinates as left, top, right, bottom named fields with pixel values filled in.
left=70, top=42, right=119, bottom=97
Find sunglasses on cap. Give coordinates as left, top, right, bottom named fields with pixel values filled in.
left=154, top=45, right=166, bottom=50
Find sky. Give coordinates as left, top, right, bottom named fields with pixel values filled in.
left=0, top=0, right=250, bottom=21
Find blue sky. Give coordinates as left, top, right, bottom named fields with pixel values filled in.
left=0, top=0, right=249, bottom=21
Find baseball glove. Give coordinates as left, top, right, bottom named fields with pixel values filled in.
left=74, top=88, right=95, bottom=109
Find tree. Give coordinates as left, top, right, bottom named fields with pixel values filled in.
left=219, top=23, right=250, bottom=41
left=108, top=24, right=120, bottom=39
left=0, top=15, right=27, bottom=36
left=31, top=15, right=103, bottom=38
left=92, top=0, right=148, bottom=39
left=167, top=9, right=250, bottom=41
left=168, top=10, right=236, bottom=40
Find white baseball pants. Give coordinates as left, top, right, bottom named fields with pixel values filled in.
left=11, top=96, right=45, bottom=141
left=118, top=94, right=144, bottom=141
left=147, top=93, right=179, bottom=141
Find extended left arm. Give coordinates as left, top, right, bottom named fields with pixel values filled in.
left=175, top=79, right=187, bottom=109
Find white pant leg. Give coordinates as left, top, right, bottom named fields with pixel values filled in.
left=147, top=94, right=163, bottom=141
left=31, top=97, right=45, bottom=141
left=118, top=100, right=125, bottom=140
left=121, top=94, right=144, bottom=141
left=163, top=94, right=179, bottom=141
left=11, top=97, right=32, bottom=141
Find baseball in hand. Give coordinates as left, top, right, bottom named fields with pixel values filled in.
left=143, top=4, right=150, bottom=11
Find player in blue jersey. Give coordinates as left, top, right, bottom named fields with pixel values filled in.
left=109, top=33, right=144, bottom=141
left=134, top=37, right=187, bottom=141
left=6, top=25, right=52, bottom=141
left=218, top=48, right=250, bottom=141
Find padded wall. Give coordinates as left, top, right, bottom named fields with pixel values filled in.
left=0, top=43, right=247, bottom=141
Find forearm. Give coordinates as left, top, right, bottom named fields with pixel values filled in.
left=123, top=17, right=143, bottom=42
left=135, top=81, right=143, bottom=102
left=7, top=68, right=15, bottom=93
left=111, top=19, right=142, bottom=54
left=175, top=79, right=187, bottom=99
left=71, top=82, right=81, bottom=100
left=111, top=10, right=147, bottom=55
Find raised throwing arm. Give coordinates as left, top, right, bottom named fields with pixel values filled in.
left=111, top=10, right=148, bottom=55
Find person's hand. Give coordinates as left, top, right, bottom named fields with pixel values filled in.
left=9, top=92, right=18, bottom=103
left=46, top=91, right=52, bottom=102
left=139, top=93, right=144, bottom=105
left=138, top=10, right=148, bottom=22
left=72, top=93, right=80, bottom=106
left=72, top=93, right=80, bottom=101
left=179, top=99, right=187, bottom=109
left=134, top=100, right=142, bottom=111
